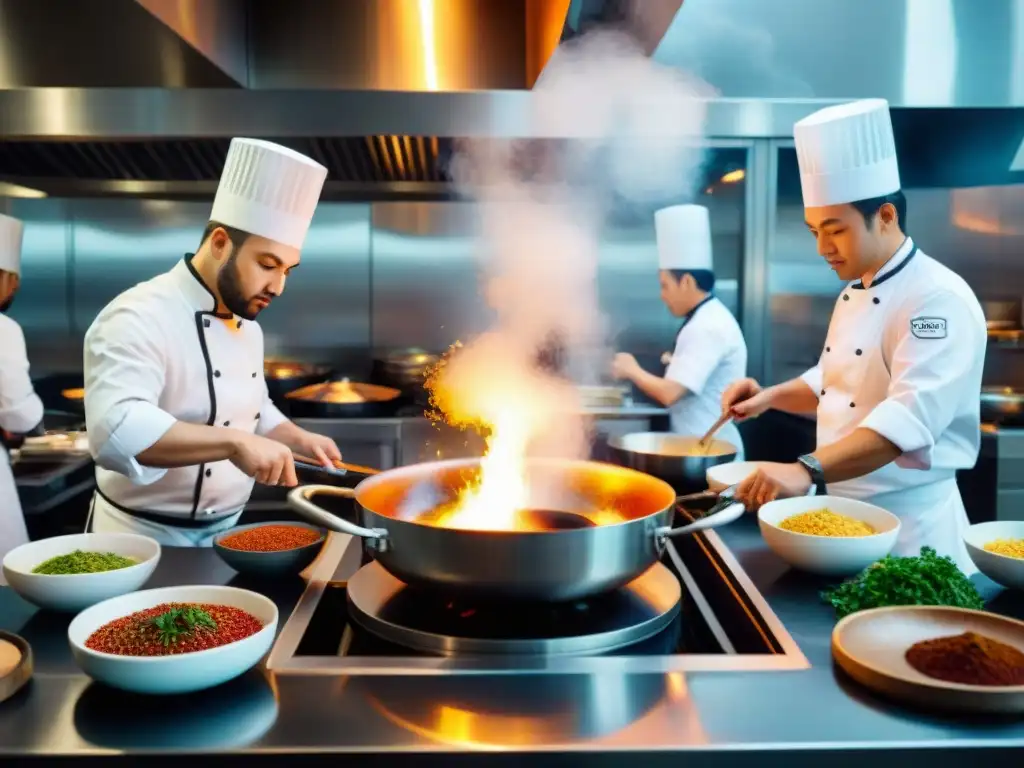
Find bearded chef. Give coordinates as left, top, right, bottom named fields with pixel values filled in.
left=0, top=213, right=45, bottom=569
left=723, top=99, right=986, bottom=573
left=83, top=138, right=342, bottom=546
left=613, top=204, right=748, bottom=459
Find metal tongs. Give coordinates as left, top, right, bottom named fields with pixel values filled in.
left=292, top=454, right=380, bottom=478
left=677, top=484, right=742, bottom=517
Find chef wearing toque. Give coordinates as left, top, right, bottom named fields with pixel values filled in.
left=613, top=204, right=748, bottom=460
left=83, top=139, right=342, bottom=546
left=722, top=99, right=986, bottom=573
left=0, top=213, right=45, bottom=566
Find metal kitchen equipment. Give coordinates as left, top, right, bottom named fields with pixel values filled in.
left=607, top=432, right=738, bottom=492
left=284, top=379, right=404, bottom=419
left=373, top=348, right=441, bottom=403
left=287, top=457, right=744, bottom=602
left=264, top=361, right=333, bottom=405
left=981, top=386, right=1024, bottom=427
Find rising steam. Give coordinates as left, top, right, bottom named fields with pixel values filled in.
left=427, top=26, right=714, bottom=517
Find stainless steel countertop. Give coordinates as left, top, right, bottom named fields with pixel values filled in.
left=0, top=518, right=1022, bottom=765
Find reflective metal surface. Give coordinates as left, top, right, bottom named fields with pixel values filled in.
left=0, top=0, right=240, bottom=88
left=0, top=91, right=857, bottom=139
left=656, top=0, right=1024, bottom=106
left=608, top=432, right=738, bottom=491
left=346, top=559, right=681, bottom=656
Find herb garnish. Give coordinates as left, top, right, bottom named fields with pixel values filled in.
left=822, top=546, right=985, bottom=619
left=147, top=606, right=218, bottom=647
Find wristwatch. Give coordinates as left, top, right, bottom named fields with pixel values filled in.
left=797, top=454, right=827, bottom=497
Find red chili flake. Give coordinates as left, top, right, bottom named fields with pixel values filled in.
left=219, top=525, right=322, bottom=552
left=84, top=602, right=264, bottom=657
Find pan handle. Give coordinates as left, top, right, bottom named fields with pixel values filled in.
left=654, top=500, right=746, bottom=543
left=286, top=485, right=390, bottom=553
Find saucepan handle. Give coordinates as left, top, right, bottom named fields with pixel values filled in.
left=654, top=484, right=744, bottom=542
left=286, top=485, right=390, bottom=552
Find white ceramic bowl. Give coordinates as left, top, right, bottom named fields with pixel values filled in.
left=68, top=585, right=278, bottom=695
left=758, top=496, right=901, bottom=577
left=2, top=533, right=161, bottom=612
left=706, top=461, right=763, bottom=493
left=964, top=521, right=1024, bottom=590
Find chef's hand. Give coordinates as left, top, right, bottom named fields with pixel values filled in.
left=229, top=433, right=299, bottom=487
left=721, top=378, right=772, bottom=422
left=611, top=352, right=642, bottom=380
left=292, top=429, right=342, bottom=469
left=735, top=462, right=812, bottom=511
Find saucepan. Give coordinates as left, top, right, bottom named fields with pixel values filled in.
left=287, top=457, right=744, bottom=602
left=606, top=431, right=738, bottom=493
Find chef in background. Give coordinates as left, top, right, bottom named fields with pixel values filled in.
left=84, top=138, right=342, bottom=547
left=0, top=213, right=45, bottom=566
left=722, top=99, right=986, bottom=572
left=613, top=204, right=747, bottom=459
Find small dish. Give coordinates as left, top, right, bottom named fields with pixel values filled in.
left=213, top=521, right=326, bottom=577
left=832, top=605, right=1024, bottom=714
left=0, top=631, right=32, bottom=703
left=68, top=585, right=278, bottom=695
left=964, top=521, right=1024, bottom=591
left=2, top=533, right=161, bottom=612
left=758, top=496, right=900, bottom=577
left=706, top=461, right=762, bottom=493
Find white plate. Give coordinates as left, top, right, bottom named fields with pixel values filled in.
left=68, top=585, right=278, bottom=695
left=706, top=461, right=763, bottom=493
left=832, top=606, right=1024, bottom=714
left=758, top=496, right=900, bottom=577
left=2, top=533, right=160, bottom=612
left=964, top=521, right=1024, bottom=591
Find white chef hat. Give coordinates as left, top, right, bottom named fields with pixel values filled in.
left=0, top=213, right=24, bottom=275
left=654, top=204, right=712, bottom=271
left=794, top=99, right=901, bottom=207
left=210, top=138, right=328, bottom=250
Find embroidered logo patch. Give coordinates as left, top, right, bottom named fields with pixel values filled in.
left=910, top=316, right=947, bottom=339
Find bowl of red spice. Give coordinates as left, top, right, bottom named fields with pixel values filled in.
left=212, top=522, right=326, bottom=577
left=67, top=585, right=278, bottom=695
left=2, top=533, right=161, bottom=613
left=832, top=605, right=1024, bottom=714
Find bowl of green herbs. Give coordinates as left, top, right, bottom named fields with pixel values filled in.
left=2, top=533, right=161, bottom=613
left=821, top=546, right=985, bottom=619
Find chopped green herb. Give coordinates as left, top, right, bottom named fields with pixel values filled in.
left=147, top=606, right=218, bottom=647
left=32, top=550, right=137, bottom=575
left=822, top=546, right=985, bottom=619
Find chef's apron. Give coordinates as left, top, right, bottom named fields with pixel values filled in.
left=87, top=493, right=242, bottom=547
left=0, top=448, right=29, bottom=584
left=815, top=244, right=975, bottom=575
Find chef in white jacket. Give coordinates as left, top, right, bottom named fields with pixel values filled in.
left=613, top=204, right=747, bottom=459
left=723, top=99, right=986, bottom=573
left=0, top=213, right=45, bottom=569
left=83, top=138, right=342, bottom=546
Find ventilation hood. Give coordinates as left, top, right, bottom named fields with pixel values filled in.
left=0, top=0, right=1022, bottom=195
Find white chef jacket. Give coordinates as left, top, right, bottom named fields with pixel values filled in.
left=0, top=313, right=45, bottom=575
left=83, top=255, right=287, bottom=544
left=664, top=296, right=747, bottom=460
left=800, top=237, right=986, bottom=573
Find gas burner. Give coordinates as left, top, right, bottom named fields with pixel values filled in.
left=346, top=560, right=682, bottom=656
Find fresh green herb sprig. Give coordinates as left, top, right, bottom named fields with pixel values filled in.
left=822, top=546, right=984, bottom=619
left=147, top=606, right=218, bottom=647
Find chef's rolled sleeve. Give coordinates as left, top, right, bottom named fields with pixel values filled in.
left=860, top=290, right=982, bottom=470
left=83, top=307, right=175, bottom=484
left=800, top=362, right=823, bottom=397
left=256, top=379, right=288, bottom=437
left=0, top=316, right=44, bottom=434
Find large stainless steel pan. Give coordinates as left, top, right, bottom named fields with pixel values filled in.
left=287, top=458, right=743, bottom=602
left=607, top=432, right=737, bottom=493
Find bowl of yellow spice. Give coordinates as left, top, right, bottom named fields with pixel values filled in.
left=964, top=521, right=1024, bottom=591
left=758, top=496, right=900, bottom=577
left=2, top=533, right=160, bottom=613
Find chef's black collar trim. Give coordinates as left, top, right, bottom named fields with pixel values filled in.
left=685, top=294, right=715, bottom=321
left=850, top=238, right=917, bottom=291
left=183, top=253, right=234, bottom=319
